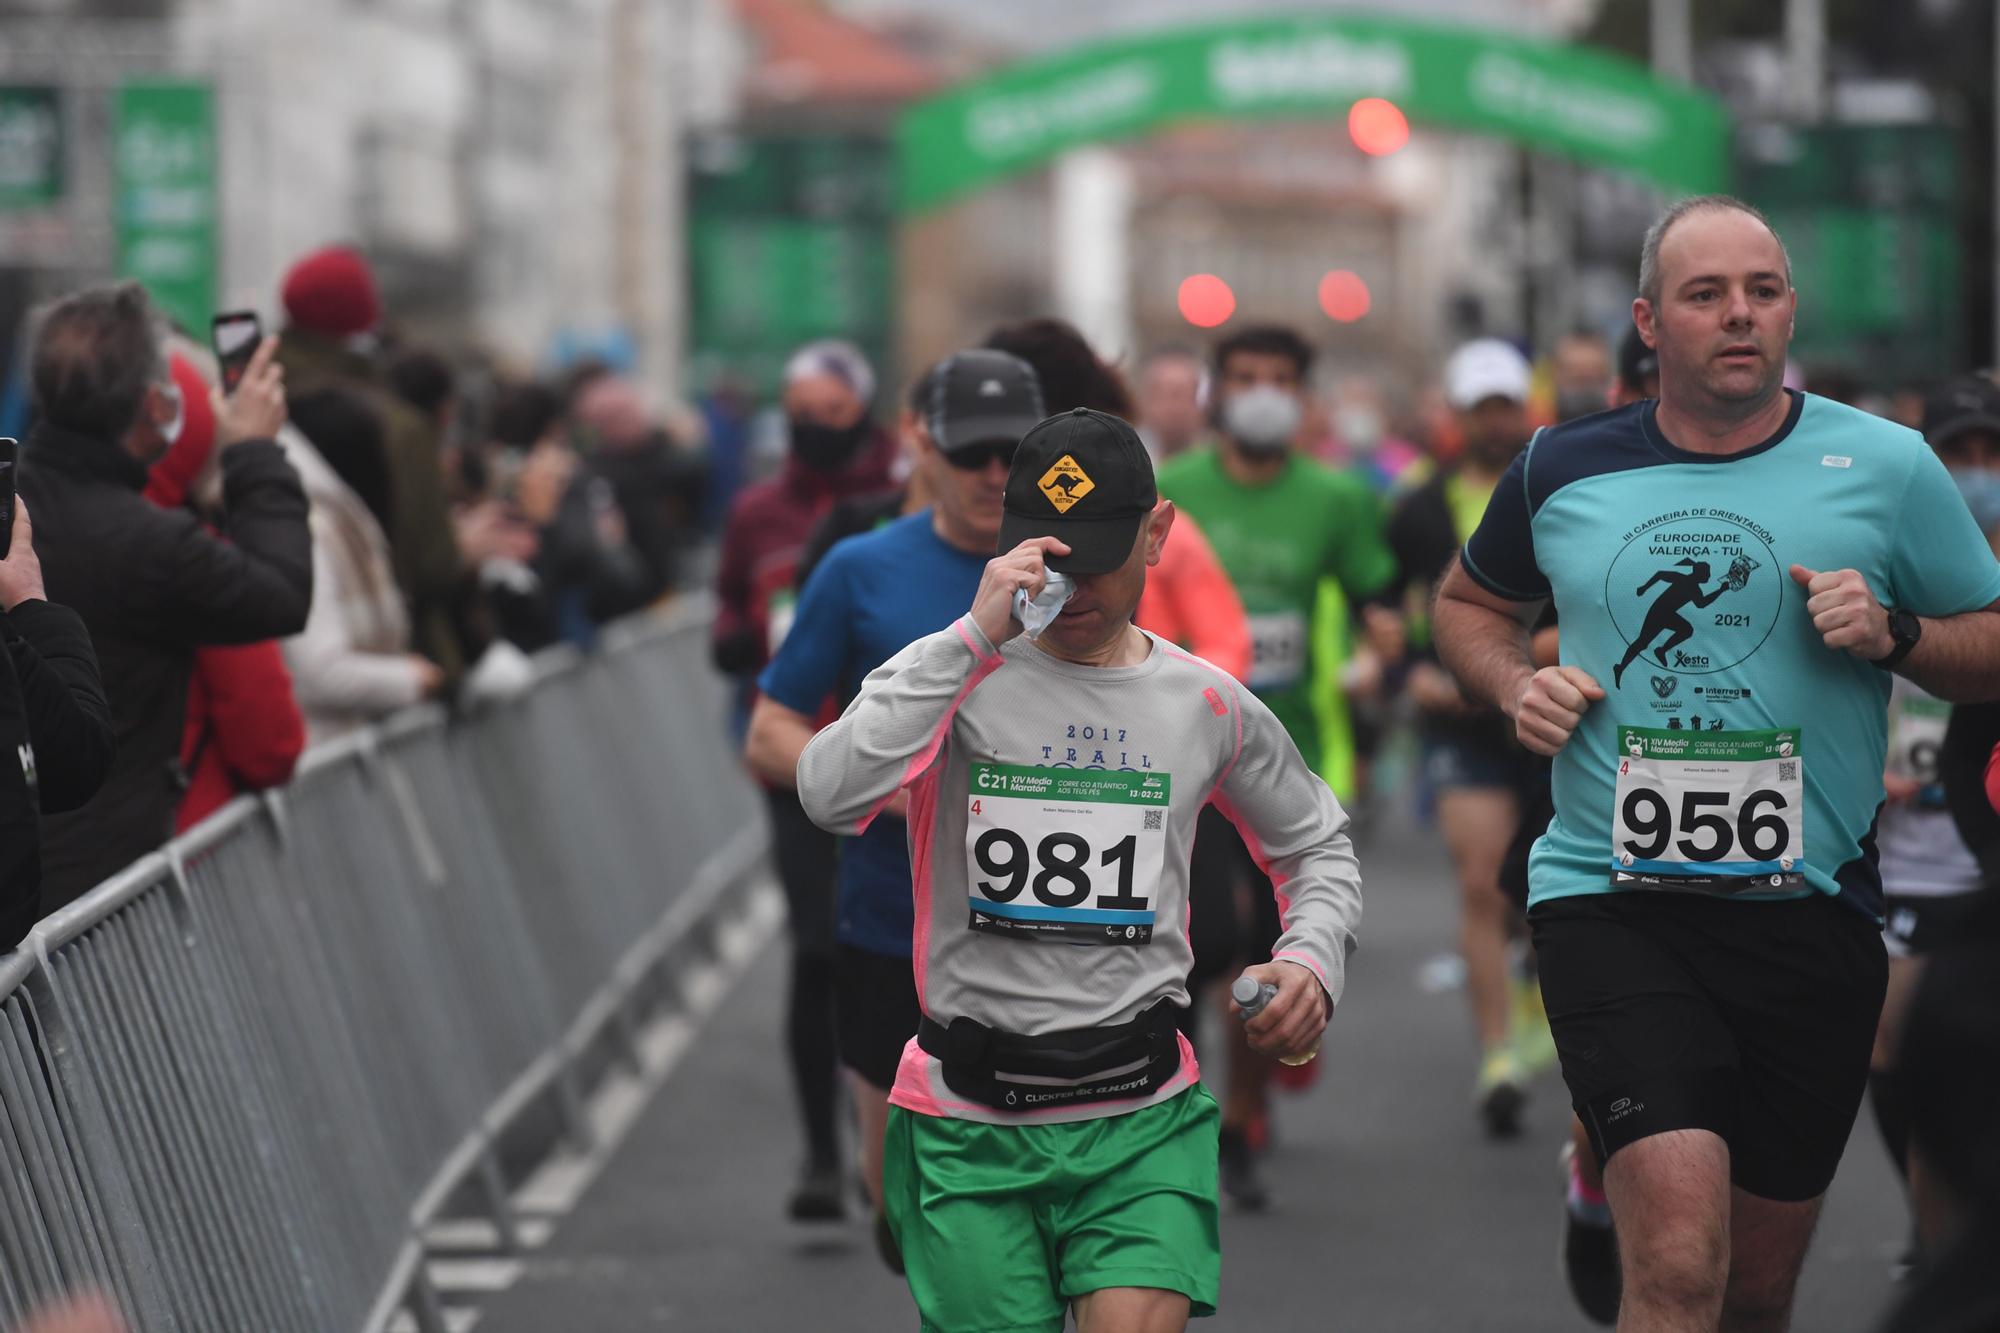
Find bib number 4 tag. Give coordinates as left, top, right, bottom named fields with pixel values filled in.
left=966, top=764, right=1171, bottom=945
left=1610, top=726, right=1806, bottom=892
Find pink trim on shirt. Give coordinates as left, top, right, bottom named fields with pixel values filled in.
left=905, top=764, right=943, bottom=1005
left=1271, top=950, right=1330, bottom=993
left=853, top=619, right=1003, bottom=834
left=889, top=1039, right=947, bottom=1116
left=1160, top=644, right=1244, bottom=801
left=954, top=617, right=1003, bottom=667
left=1212, top=788, right=1297, bottom=933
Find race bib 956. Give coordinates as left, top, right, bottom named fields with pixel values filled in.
left=1610, top=726, right=1806, bottom=892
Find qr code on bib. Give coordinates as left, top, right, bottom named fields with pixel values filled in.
left=1779, top=761, right=1798, bottom=781
left=1143, top=809, right=1164, bottom=831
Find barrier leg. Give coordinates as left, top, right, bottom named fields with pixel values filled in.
left=473, top=1146, right=522, bottom=1256
left=405, top=1266, right=450, bottom=1333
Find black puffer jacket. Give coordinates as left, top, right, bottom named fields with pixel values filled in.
left=21, top=423, right=311, bottom=911
left=0, top=599, right=115, bottom=947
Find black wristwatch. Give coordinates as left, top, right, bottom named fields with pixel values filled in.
left=1874, top=607, right=1922, bottom=671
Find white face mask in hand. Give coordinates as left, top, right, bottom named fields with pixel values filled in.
left=1012, top=570, right=1073, bottom=640
left=1222, top=386, right=1301, bottom=455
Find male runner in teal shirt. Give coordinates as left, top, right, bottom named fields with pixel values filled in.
left=1434, top=196, right=2000, bottom=1331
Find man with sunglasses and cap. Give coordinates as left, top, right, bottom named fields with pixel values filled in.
left=745, top=348, right=1044, bottom=1261
left=796, top=407, right=1363, bottom=1332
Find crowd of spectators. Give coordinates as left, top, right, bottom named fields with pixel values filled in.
left=1, top=246, right=711, bottom=943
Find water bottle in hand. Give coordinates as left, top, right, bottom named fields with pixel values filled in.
left=1232, top=972, right=1319, bottom=1067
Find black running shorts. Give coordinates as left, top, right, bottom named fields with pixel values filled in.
left=833, top=942, right=922, bottom=1091
left=1530, top=890, right=1887, bottom=1202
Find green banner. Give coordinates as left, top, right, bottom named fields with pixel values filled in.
left=1743, top=125, right=1963, bottom=385
left=0, top=87, right=63, bottom=209
left=113, top=80, right=217, bottom=334
left=687, top=134, right=895, bottom=400
left=898, top=14, right=1729, bottom=212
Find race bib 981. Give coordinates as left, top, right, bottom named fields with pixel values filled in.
left=965, top=763, right=1171, bottom=945
left=1610, top=726, right=1806, bottom=892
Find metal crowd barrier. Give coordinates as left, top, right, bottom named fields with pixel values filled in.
left=0, top=597, right=769, bottom=1331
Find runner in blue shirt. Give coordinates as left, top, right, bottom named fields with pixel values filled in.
left=1433, top=197, right=2000, bottom=1332
left=744, top=349, right=1043, bottom=1269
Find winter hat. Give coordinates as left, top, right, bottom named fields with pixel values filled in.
left=281, top=245, right=381, bottom=338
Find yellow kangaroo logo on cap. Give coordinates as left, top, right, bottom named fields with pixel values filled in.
left=1037, top=454, right=1095, bottom=513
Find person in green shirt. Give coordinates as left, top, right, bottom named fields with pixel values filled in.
left=1157, top=325, right=1402, bottom=792
left=1156, top=323, right=1401, bottom=1209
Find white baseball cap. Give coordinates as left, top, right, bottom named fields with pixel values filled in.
left=1444, top=338, right=1533, bottom=410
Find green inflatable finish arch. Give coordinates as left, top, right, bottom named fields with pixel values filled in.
left=897, top=14, right=1730, bottom=213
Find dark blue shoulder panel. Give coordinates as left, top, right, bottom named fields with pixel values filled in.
left=1522, top=402, right=1663, bottom=519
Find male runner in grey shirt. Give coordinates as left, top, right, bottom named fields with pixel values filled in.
left=797, top=407, right=1362, bottom=1332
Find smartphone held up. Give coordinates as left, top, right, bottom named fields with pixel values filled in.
left=211, top=310, right=262, bottom=394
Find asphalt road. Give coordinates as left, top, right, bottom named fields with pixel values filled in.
left=476, top=810, right=1908, bottom=1332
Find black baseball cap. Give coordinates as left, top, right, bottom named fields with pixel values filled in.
left=1618, top=326, right=1659, bottom=395
left=924, top=349, right=1044, bottom=453
left=998, top=407, right=1156, bottom=575
left=1922, top=375, right=2000, bottom=451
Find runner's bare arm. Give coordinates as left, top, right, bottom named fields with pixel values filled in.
left=1434, top=558, right=1604, bottom=757
left=1432, top=558, right=1539, bottom=709
left=1901, top=601, right=2000, bottom=700
left=1794, top=563, right=2000, bottom=701
left=744, top=696, right=817, bottom=789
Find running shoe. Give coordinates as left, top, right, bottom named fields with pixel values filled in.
left=1218, top=1125, right=1271, bottom=1211
left=1476, top=1046, right=1526, bottom=1139
left=786, top=1158, right=846, bottom=1222
left=1559, top=1141, right=1620, bottom=1325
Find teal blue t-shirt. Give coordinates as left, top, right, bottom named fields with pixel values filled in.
left=1463, top=391, right=2000, bottom=917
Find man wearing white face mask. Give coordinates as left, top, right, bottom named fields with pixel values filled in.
left=22, top=282, right=312, bottom=911
left=1156, top=323, right=1401, bottom=1206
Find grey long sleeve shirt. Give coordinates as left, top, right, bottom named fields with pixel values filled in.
left=798, top=614, right=1362, bottom=1125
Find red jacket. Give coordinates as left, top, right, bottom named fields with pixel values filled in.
left=1135, top=512, right=1252, bottom=682
left=712, top=435, right=897, bottom=683
left=148, top=354, right=309, bottom=831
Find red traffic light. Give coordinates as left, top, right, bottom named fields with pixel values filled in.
left=1319, top=270, right=1371, bottom=323
left=1177, top=274, right=1236, bottom=329
left=1348, top=98, right=1409, bottom=157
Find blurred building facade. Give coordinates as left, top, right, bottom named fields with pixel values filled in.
left=0, top=0, right=741, bottom=398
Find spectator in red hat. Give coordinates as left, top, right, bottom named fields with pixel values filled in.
left=275, top=244, right=469, bottom=682
left=144, top=349, right=307, bottom=830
